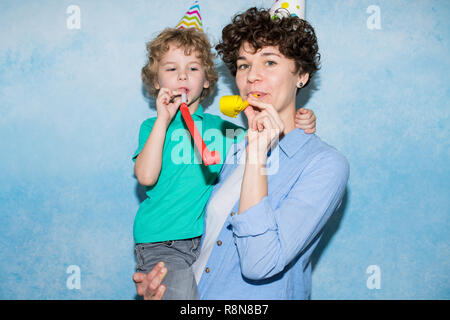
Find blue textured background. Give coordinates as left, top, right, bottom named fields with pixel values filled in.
left=0, top=0, right=448, bottom=299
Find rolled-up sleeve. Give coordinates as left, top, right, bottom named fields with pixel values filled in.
left=230, top=151, right=349, bottom=280
left=231, top=198, right=277, bottom=237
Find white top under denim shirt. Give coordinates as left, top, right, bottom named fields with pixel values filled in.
left=193, top=129, right=350, bottom=300
left=192, top=151, right=246, bottom=283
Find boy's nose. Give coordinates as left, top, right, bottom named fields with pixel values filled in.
left=178, top=72, right=187, bottom=81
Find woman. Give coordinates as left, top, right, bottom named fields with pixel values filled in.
left=134, top=7, right=349, bottom=300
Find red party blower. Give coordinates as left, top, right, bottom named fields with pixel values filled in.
left=179, top=92, right=220, bottom=166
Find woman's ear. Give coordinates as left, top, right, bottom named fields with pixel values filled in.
left=297, top=73, right=309, bottom=88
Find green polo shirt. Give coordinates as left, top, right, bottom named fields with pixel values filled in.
left=132, top=105, right=246, bottom=243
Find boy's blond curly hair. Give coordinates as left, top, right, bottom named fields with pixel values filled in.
left=142, top=28, right=218, bottom=102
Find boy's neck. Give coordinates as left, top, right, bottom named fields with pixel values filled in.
left=187, top=99, right=200, bottom=115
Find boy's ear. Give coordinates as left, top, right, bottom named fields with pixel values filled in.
left=203, top=79, right=210, bottom=89
left=154, top=80, right=161, bottom=90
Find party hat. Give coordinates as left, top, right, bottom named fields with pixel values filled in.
left=269, top=0, right=306, bottom=20
left=175, top=0, right=203, bottom=32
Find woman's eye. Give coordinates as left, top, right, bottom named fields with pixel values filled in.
left=166, top=68, right=176, bottom=71
left=237, top=64, right=249, bottom=70
left=265, top=60, right=276, bottom=66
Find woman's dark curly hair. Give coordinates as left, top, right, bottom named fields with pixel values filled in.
left=216, top=7, right=320, bottom=83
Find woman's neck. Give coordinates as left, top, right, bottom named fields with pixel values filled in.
left=278, top=104, right=297, bottom=136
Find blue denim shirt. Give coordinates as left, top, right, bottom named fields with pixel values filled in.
left=197, top=129, right=349, bottom=300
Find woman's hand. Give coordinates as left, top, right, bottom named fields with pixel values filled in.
left=156, top=88, right=183, bottom=125
left=244, top=95, right=285, bottom=162
left=295, top=108, right=316, bottom=134
left=133, top=262, right=167, bottom=300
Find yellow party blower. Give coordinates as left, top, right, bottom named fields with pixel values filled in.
left=219, top=95, right=258, bottom=118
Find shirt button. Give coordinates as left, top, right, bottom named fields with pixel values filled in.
left=217, top=240, right=222, bottom=246
left=230, top=211, right=235, bottom=217
left=205, top=267, right=210, bottom=273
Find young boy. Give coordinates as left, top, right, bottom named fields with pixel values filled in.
left=132, top=27, right=316, bottom=299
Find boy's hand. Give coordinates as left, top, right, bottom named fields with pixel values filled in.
left=156, top=88, right=183, bottom=125
left=295, top=108, right=316, bottom=134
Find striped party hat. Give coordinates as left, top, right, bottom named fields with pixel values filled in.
left=176, top=0, right=203, bottom=32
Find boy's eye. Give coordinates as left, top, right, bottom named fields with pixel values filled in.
left=190, top=67, right=199, bottom=71
left=166, top=68, right=176, bottom=71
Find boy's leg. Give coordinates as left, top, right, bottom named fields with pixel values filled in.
left=134, top=236, right=201, bottom=300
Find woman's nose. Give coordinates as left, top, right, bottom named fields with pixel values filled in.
left=247, top=65, right=261, bottom=83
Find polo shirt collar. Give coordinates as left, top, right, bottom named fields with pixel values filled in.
left=193, top=104, right=204, bottom=119
left=174, top=104, right=204, bottom=121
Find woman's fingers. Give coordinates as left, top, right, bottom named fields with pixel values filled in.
left=262, top=117, right=274, bottom=136
left=145, top=266, right=167, bottom=300
left=149, top=267, right=167, bottom=291
left=252, top=110, right=276, bottom=132
left=247, top=95, right=284, bottom=130
left=251, top=111, right=283, bottom=152
left=147, top=262, right=166, bottom=286
left=243, top=105, right=257, bottom=128
left=133, top=262, right=167, bottom=300
left=133, top=272, right=147, bottom=296
left=152, top=285, right=166, bottom=300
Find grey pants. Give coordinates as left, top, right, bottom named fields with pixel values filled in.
left=134, top=236, right=201, bottom=300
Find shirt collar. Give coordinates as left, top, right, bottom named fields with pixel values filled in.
left=278, top=128, right=313, bottom=158
left=174, top=104, right=204, bottom=121
left=192, top=104, right=204, bottom=119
